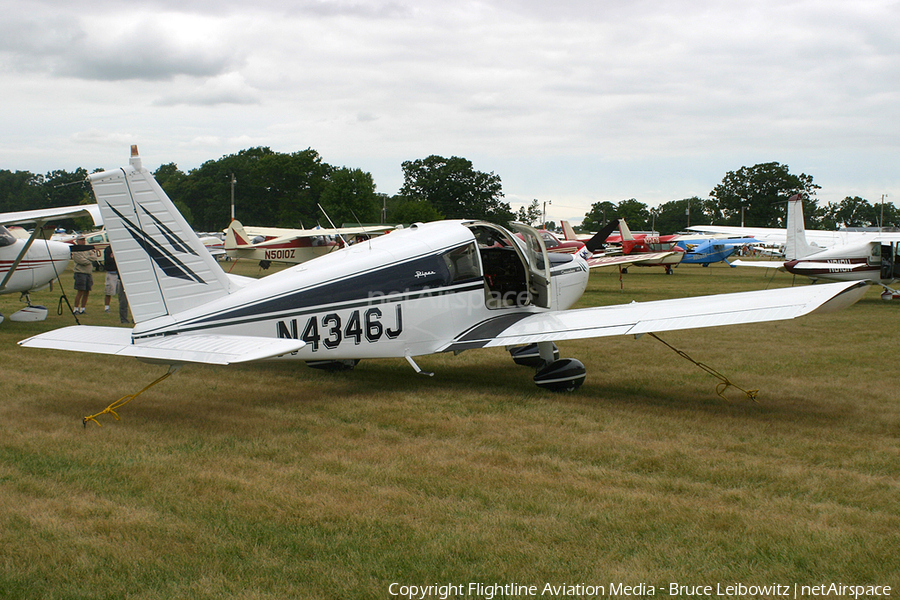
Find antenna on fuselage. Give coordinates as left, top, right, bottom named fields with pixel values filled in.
left=317, top=203, right=349, bottom=248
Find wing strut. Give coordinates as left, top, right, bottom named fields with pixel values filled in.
left=646, top=332, right=759, bottom=402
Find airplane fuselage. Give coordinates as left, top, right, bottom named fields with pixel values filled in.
left=784, top=240, right=900, bottom=285
left=0, top=226, right=72, bottom=294
left=131, top=220, right=590, bottom=362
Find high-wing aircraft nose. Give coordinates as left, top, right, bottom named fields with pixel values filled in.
left=50, top=240, right=73, bottom=265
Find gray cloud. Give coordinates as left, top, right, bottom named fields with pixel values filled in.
left=0, top=0, right=898, bottom=216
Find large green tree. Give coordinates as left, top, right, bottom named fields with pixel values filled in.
left=709, top=162, right=820, bottom=228
left=616, top=198, right=650, bottom=230
left=515, top=199, right=543, bottom=227
left=165, top=147, right=334, bottom=231
left=318, top=167, right=380, bottom=226
left=652, top=197, right=721, bottom=234
left=399, top=155, right=513, bottom=225
left=0, top=170, right=44, bottom=213
left=581, top=199, right=650, bottom=231
left=582, top=201, right=617, bottom=231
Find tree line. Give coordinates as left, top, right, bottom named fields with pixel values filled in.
left=582, top=162, right=898, bottom=235
left=1, top=152, right=894, bottom=235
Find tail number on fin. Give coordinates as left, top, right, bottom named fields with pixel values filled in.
left=276, top=305, right=403, bottom=351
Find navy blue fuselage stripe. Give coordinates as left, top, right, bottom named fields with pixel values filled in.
left=133, top=250, right=485, bottom=337
left=189, top=253, right=454, bottom=325
left=132, top=280, right=485, bottom=339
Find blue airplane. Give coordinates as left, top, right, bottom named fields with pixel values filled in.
left=676, top=237, right=761, bottom=267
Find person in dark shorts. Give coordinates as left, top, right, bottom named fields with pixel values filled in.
left=72, top=237, right=93, bottom=314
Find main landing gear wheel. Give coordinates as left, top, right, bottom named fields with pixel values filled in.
left=508, top=343, right=586, bottom=392
left=533, top=358, right=586, bottom=392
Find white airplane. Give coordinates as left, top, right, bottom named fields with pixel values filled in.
left=225, top=219, right=396, bottom=266
left=19, top=148, right=869, bottom=416
left=1, top=204, right=103, bottom=323
left=733, top=195, right=900, bottom=297
left=688, top=202, right=900, bottom=251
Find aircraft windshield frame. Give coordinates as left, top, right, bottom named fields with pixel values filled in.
left=0, top=225, right=17, bottom=247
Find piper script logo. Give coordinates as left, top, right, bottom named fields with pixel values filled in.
left=109, top=204, right=206, bottom=284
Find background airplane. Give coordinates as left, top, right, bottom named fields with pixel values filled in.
left=1, top=204, right=103, bottom=323
left=560, top=220, right=594, bottom=242
left=676, top=236, right=761, bottom=267
left=687, top=198, right=900, bottom=252
left=225, top=219, right=395, bottom=266
left=19, top=147, right=868, bottom=419
left=732, top=195, right=900, bottom=297
left=584, top=219, right=684, bottom=273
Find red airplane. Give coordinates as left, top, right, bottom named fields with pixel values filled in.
left=583, top=219, right=684, bottom=273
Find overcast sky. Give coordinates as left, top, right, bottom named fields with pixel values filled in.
left=1, top=0, right=898, bottom=225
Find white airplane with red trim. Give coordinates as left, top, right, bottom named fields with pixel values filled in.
left=19, top=147, right=869, bottom=408
left=1, top=204, right=102, bottom=323
left=732, top=195, right=900, bottom=298
left=224, top=219, right=395, bottom=266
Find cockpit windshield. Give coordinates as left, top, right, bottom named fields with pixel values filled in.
left=0, top=225, right=17, bottom=248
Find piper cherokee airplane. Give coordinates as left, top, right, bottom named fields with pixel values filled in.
left=732, top=195, right=900, bottom=298
left=19, top=147, right=869, bottom=408
left=1, top=203, right=103, bottom=323
left=225, top=219, right=395, bottom=266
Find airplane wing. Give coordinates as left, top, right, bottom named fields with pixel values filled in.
left=441, top=281, right=868, bottom=351
left=1, top=204, right=103, bottom=227
left=243, top=224, right=394, bottom=238
left=19, top=326, right=306, bottom=365
left=731, top=259, right=786, bottom=269
left=586, top=251, right=678, bottom=269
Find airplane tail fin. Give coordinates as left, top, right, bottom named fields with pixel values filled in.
left=784, top=194, right=816, bottom=260
left=560, top=220, right=577, bottom=241
left=88, top=146, right=234, bottom=324
left=618, top=218, right=635, bottom=241
left=224, top=219, right=252, bottom=249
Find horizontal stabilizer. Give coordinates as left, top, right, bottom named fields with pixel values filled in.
left=786, top=261, right=869, bottom=272
left=19, top=326, right=305, bottom=365
left=731, top=259, right=787, bottom=269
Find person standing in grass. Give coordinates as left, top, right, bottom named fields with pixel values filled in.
left=72, top=236, right=93, bottom=314
left=103, top=245, right=130, bottom=324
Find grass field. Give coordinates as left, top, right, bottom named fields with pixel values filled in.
left=1, top=261, right=898, bottom=599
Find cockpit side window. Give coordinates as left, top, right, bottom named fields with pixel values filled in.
left=0, top=225, right=16, bottom=248
left=540, top=232, right=559, bottom=248
left=441, top=242, right=481, bottom=283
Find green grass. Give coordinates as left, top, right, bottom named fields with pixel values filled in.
left=1, top=261, right=898, bottom=599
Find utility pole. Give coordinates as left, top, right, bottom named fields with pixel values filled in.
left=542, top=199, right=551, bottom=229
left=229, top=174, right=237, bottom=221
